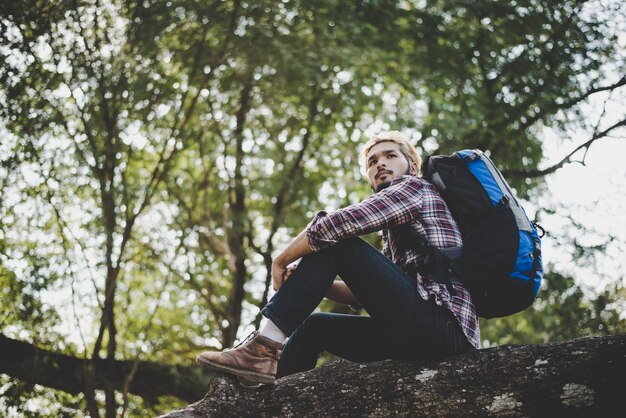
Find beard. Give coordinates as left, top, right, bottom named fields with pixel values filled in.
left=375, top=181, right=393, bottom=192
left=373, top=166, right=413, bottom=193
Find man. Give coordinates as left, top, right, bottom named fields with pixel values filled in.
left=196, top=131, right=480, bottom=385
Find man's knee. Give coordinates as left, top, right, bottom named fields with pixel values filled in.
left=337, top=236, right=365, bottom=248
left=300, top=237, right=364, bottom=265
left=327, top=237, right=367, bottom=258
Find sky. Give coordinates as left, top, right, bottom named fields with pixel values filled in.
left=539, top=128, right=626, bottom=294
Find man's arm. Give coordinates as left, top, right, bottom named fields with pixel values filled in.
left=305, top=177, right=425, bottom=250
left=271, top=230, right=313, bottom=290
left=325, top=281, right=360, bottom=306
left=272, top=230, right=361, bottom=306
left=271, top=179, right=424, bottom=294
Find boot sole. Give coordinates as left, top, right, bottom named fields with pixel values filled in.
left=195, top=356, right=275, bottom=385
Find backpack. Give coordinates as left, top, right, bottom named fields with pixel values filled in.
left=414, top=149, right=544, bottom=318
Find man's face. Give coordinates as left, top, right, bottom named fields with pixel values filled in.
left=366, top=141, right=411, bottom=191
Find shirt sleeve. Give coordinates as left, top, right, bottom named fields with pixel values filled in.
left=306, top=177, right=425, bottom=251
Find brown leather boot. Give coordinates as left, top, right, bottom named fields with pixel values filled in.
left=196, top=331, right=282, bottom=385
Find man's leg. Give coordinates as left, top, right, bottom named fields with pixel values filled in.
left=198, top=237, right=470, bottom=383
left=262, top=237, right=457, bottom=360
left=277, top=312, right=397, bottom=378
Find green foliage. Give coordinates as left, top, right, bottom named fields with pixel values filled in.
left=480, top=270, right=626, bottom=346
left=0, top=375, right=86, bottom=418
left=0, top=0, right=624, bottom=415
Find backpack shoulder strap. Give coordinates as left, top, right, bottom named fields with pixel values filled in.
left=400, top=225, right=463, bottom=293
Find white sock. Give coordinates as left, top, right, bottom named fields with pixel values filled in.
left=260, top=319, right=287, bottom=343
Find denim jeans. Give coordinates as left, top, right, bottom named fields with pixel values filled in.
left=261, top=237, right=473, bottom=378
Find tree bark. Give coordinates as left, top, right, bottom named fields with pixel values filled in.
left=0, top=333, right=209, bottom=403
left=222, top=77, right=254, bottom=348
left=158, top=333, right=625, bottom=417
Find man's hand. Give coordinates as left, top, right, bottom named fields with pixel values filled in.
left=271, top=260, right=287, bottom=291
left=272, top=261, right=298, bottom=291
left=271, top=229, right=313, bottom=291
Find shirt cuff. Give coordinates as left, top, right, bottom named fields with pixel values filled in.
left=305, top=210, right=340, bottom=252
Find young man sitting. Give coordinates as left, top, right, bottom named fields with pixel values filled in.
left=196, top=131, right=479, bottom=385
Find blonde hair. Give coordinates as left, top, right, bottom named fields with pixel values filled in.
left=361, top=131, right=422, bottom=176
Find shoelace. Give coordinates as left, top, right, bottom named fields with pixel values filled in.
left=233, top=331, right=258, bottom=349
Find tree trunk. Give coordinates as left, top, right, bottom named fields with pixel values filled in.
left=158, top=333, right=625, bottom=417
left=222, top=78, right=253, bottom=348
left=0, top=333, right=209, bottom=403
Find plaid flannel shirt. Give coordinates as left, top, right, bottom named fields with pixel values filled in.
left=305, top=175, right=480, bottom=349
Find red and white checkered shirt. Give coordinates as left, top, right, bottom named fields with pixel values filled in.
left=305, top=175, right=480, bottom=349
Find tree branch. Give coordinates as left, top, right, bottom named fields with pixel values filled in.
left=505, top=118, right=626, bottom=179
left=0, top=333, right=209, bottom=403
left=514, top=76, right=626, bottom=135
left=160, top=334, right=626, bottom=417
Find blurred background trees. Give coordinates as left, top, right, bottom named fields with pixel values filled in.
left=0, top=0, right=624, bottom=416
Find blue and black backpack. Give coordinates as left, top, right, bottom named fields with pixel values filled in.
left=412, top=149, right=544, bottom=318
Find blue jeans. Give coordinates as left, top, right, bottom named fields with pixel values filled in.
left=261, top=237, right=473, bottom=378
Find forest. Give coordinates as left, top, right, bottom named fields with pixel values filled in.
left=0, top=0, right=625, bottom=416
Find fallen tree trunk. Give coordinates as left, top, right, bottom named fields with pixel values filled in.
left=0, top=333, right=210, bottom=402
left=159, top=333, right=625, bottom=417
